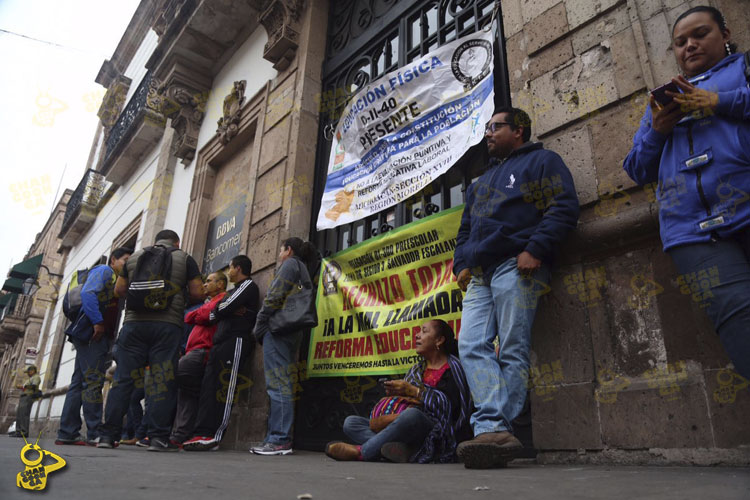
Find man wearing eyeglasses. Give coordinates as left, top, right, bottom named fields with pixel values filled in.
left=453, top=107, right=579, bottom=468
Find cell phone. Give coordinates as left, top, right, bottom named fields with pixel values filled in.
left=377, top=377, right=389, bottom=386
left=650, top=81, right=680, bottom=106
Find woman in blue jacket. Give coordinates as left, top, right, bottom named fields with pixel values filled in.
left=623, top=6, right=749, bottom=378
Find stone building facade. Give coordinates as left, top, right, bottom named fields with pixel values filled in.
left=7, top=0, right=749, bottom=464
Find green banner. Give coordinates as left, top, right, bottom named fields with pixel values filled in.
left=309, top=206, right=464, bottom=377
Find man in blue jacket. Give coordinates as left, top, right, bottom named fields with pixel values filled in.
left=453, top=107, right=579, bottom=468
left=56, top=247, right=131, bottom=446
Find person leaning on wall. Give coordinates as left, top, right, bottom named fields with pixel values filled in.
left=250, top=237, right=318, bottom=456
left=623, top=5, right=750, bottom=379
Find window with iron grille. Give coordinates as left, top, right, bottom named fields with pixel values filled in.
left=294, top=0, right=511, bottom=451
left=310, top=0, right=510, bottom=255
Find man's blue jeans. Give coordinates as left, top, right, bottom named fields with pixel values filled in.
left=262, top=330, right=303, bottom=445
left=343, top=407, right=434, bottom=461
left=101, top=321, right=181, bottom=441
left=57, top=336, right=110, bottom=441
left=458, top=257, right=549, bottom=436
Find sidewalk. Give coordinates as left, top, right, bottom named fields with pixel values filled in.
left=1, top=435, right=748, bottom=499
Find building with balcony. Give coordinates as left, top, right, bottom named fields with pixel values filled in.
left=0, top=191, right=69, bottom=431
left=14, top=0, right=750, bottom=465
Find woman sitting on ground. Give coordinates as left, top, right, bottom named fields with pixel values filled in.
left=326, top=319, right=472, bottom=463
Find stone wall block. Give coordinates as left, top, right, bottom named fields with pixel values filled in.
left=566, top=0, right=622, bottom=30
left=546, top=126, right=598, bottom=205
left=598, top=382, right=713, bottom=448
left=525, top=2, right=569, bottom=54
left=532, top=263, right=595, bottom=383
left=601, top=248, right=668, bottom=375
left=611, top=27, right=646, bottom=97
left=500, top=0, right=524, bottom=37
left=588, top=94, right=646, bottom=191
left=258, top=116, right=291, bottom=175
left=505, top=31, right=527, bottom=93
left=715, top=0, right=750, bottom=51
left=651, top=248, right=730, bottom=369
left=570, top=5, right=630, bottom=55
left=531, top=383, right=603, bottom=449
left=247, top=229, right=281, bottom=273
left=526, top=38, right=575, bottom=84
left=634, top=0, right=662, bottom=20
left=252, top=161, right=286, bottom=223
left=528, top=46, right=618, bottom=136
left=703, top=368, right=750, bottom=448
left=642, top=13, right=680, bottom=89
left=265, top=74, right=296, bottom=132
left=520, top=0, right=561, bottom=24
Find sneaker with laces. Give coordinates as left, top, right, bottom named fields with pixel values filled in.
left=55, top=436, right=87, bottom=446
left=135, top=437, right=150, bottom=448
left=250, top=442, right=293, bottom=456
left=147, top=438, right=182, bottom=452
left=183, top=436, right=219, bottom=451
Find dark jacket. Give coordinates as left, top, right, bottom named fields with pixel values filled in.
left=453, top=142, right=579, bottom=276
left=623, top=53, right=750, bottom=250
left=209, top=278, right=259, bottom=345
left=253, top=256, right=312, bottom=342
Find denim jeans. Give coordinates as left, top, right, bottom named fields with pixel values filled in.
left=343, top=407, right=434, bottom=461
left=122, top=387, right=146, bottom=440
left=262, top=330, right=303, bottom=445
left=458, top=257, right=549, bottom=435
left=101, top=321, right=182, bottom=441
left=669, top=236, right=750, bottom=379
left=57, top=336, right=110, bottom=441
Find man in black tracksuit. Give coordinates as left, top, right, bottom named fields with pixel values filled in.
left=183, top=255, right=259, bottom=451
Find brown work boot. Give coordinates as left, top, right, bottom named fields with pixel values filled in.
left=325, top=441, right=361, bottom=461
left=457, top=431, right=522, bottom=469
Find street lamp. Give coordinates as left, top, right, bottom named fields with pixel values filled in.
left=22, top=277, right=40, bottom=296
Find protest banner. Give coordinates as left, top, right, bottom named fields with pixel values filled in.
left=309, top=206, right=463, bottom=377
left=316, top=28, right=495, bottom=230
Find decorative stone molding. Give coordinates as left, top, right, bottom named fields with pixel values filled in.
left=97, top=77, right=131, bottom=128
left=259, top=0, right=306, bottom=71
left=217, top=80, right=247, bottom=145
left=157, top=83, right=208, bottom=164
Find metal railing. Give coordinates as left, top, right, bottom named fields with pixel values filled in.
left=60, top=169, right=107, bottom=236
left=103, top=72, right=154, bottom=167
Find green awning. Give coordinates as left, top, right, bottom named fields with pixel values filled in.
left=2, top=278, right=25, bottom=293
left=9, top=254, right=43, bottom=279
left=0, top=293, right=17, bottom=310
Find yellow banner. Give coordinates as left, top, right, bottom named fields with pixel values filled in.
left=309, top=206, right=463, bottom=377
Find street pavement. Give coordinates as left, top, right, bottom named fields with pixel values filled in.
left=1, top=435, right=748, bottom=499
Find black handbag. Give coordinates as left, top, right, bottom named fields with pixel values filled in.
left=268, top=259, right=318, bottom=335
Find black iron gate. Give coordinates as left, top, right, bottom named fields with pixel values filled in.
left=295, top=0, right=512, bottom=452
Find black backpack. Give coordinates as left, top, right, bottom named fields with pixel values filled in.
left=62, top=268, right=90, bottom=321
left=126, top=245, right=180, bottom=312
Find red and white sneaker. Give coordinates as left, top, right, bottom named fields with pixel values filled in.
left=183, top=436, right=219, bottom=451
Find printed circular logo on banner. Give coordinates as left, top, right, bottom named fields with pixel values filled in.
left=322, top=260, right=342, bottom=296
left=451, top=39, right=492, bottom=90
